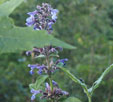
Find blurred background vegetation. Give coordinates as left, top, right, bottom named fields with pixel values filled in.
left=0, top=0, right=113, bottom=102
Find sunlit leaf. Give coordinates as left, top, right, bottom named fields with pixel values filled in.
left=0, top=17, right=76, bottom=53
left=0, top=0, right=24, bottom=16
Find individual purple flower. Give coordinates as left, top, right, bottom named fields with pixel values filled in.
left=52, top=80, right=59, bottom=87
left=62, top=91, right=69, bottom=96
left=31, top=89, right=41, bottom=101
left=26, top=16, right=35, bottom=26
left=37, top=64, right=46, bottom=75
left=26, top=51, right=32, bottom=56
left=27, top=10, right=38, bottom=16
left=51, top=9, right=59, bottom=21
left=45, top=82, right=51, bottom=93
left=56, top=58, right=68, bottom=66
left=26, top=46, right=63, bottom=58
left=28, top=64, right=38, bottom=75
left=55, top=47, right=63, bottom=52
left=28, top=64, right=46, bottom=75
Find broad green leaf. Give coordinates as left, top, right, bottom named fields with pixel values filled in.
left=0, top=17, right=75, bottom=53
left=29, top=75, right=48, bottom=90
left=0, top=0, right=24, bottom=16
left=88, top=64, right=113, bottom=94
left=63, top=97, right=81, bottom=102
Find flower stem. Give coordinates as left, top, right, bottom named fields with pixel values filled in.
left=46, top=50, right=53, bottom=91
left=88, top=96, right=92, bottom=102
left=49, top=77, right=53, bottom=91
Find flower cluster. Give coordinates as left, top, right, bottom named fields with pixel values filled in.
left=26, top=46, right=63, bottom=58
left=26, top=46, right=68, bottom=75
left=31, top=81, right=69, bottom=101
left=26, top=3, right=59, bottom=34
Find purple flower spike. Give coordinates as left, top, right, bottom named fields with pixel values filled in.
left=26, top=3, right=59, bottom=34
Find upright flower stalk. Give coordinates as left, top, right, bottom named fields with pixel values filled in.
left=26, top=46, right=69, bottom=101
left=26, top=3, right=69, bottom=102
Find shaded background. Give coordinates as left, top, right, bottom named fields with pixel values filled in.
left=0, top=0, right=113, bottom=102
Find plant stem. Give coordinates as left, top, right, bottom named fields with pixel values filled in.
left=88, top=96, right=92, bottom=102
left=46, top=51, right=53, bottom=91
left=49, top=77, right=53, bottom=91
left=84, top=89, right=92, bottom=102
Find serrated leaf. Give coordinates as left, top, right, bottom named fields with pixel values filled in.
left=63, top=97, right=81, bottom=102
left=0, top=0, right=24, bottom=16
left=0, top=17, right=76, bottom=53
left=29, top=75, right=48, bottom=90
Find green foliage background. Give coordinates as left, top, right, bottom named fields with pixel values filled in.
left=0, top=0, right=113, bottom=102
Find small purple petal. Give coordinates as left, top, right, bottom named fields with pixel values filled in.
left=51, top=9, right=59, bottom=20
left=45, top=83, right=51, bottom=92
left=27, top=10, right=37, bottom=16
left=29, top=70, right=34, bottom=75
left=50, top=48, right=56, bottom=52
left=26, top=51, right=32, bottom=56
left=62, top=91, right=69, bottom=96
left=51, top=9, right=59, bottom=15
left=30, top=89, right=41, bottom=101
left=31, top=94, right=36, bottom=100
left=56, top=58, right=68, bottom=65
left=55, top=47, right=63, bottom=52
left=52, top=80, right=58, bottom=87
left=26, top=16, right=35, bottom=26
left=37, top=69, right=43, bottom=75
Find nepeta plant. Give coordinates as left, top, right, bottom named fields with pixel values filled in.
left=26, top=4, right=69, bottom=101
left=26, top=3, right=113, bottom=102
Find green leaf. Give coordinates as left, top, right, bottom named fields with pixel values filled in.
left=0, top=0, right=24, bottom=16
left=63, top=97, right=81, bottom=102
left=29, top=75, right=48, bottom=90
left=60, top=67, right=90, bottom=96
left=0, top=17, right=76, bottom=53
left=36, top=54, right=45, bottom=58
left=60, top=67, right=87, bottom=89
left=88, top=64, right=113, bottom=94
left=0, top=0, right=7, bottom=4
